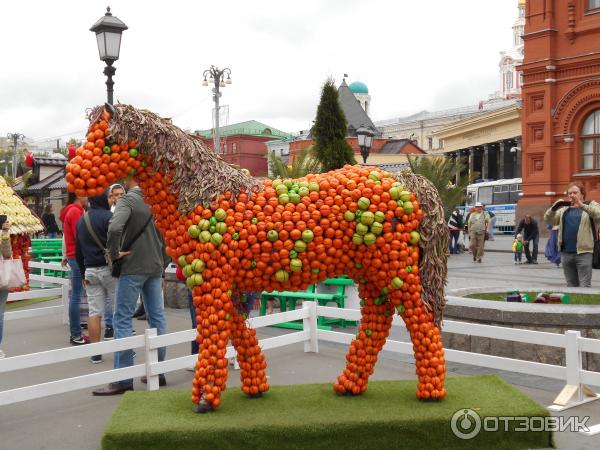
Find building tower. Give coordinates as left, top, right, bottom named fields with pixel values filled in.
left=349, top=80, right=371, bottom=115
left=499, top=0, right=525, bottom=99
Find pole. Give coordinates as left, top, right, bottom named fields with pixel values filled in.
left=7, top=133, right=24, bottom=179
left=104, top=61, right=116, bottom=105
left=213, top=78, right=221, bottom=154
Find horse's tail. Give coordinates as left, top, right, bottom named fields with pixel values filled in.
left=396, top=172, right=448, bottom=326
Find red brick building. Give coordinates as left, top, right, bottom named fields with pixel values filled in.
left=196, top=121, right=290, bottom=177
left=519, top=0, right=600, bottom=219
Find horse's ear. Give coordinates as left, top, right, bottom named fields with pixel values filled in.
left=104, top=102, right=116, bottom=116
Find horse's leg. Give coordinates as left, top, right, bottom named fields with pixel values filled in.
left=334, top=282, right=394, bottom=395
left=230, top=306, right=269, bottom=398
left=192, top=286, right=233, bottom=413
left=391, top=289, right=447, bottom=401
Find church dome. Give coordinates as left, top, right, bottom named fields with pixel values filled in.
left=349, top=81, right=369, bottom=94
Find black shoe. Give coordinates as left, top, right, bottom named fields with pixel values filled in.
left=90, top=355, right=103, bottom=364
left=194, top=400, right=214, bottom=414
left=132, top=304, right=145, bottom=318
left=141, top=374, right=167, bottom=386
left=70, top=335, right=88, bottom=346
left=92, top=383, right=133, bottom=396
left=104, top=327, right=114, bottom=340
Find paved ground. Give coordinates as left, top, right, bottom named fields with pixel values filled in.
left=1, top=247, right=599, bottom=450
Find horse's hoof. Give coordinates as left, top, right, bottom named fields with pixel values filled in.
left=247, top=392, right=263, bottom=399
left=193, top=401, right=214, bottom=413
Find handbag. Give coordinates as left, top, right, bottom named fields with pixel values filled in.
left=111, top=214, right=153, bottom=278
left=588, top=216, right=600, bottom=269
left=0, top=258, right=26, bottom=289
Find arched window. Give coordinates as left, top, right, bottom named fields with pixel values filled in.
left=581, top=109, right=600, bottom=169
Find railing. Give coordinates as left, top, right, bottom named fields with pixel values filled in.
left=5, top=261, right=68, bottom=323
left=1, top=301, right=599, bottom=436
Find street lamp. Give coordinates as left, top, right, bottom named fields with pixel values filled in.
left=90, top=6, right=128, bottom=105
left=202, top=66, right=232, bottom=154
left=7, top=133, right=25, bottom=179
left=356, top=126, right=375, bottom=164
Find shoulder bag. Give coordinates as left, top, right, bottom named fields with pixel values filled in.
left=110, top=214, right=154, bottom=278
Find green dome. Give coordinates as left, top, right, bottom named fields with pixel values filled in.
left=349, top=81, right=368, bottom=94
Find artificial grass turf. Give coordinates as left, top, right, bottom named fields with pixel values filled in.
left=465, top=292, right=600, bottom=305
left=102, top=375, right=553, bottom=450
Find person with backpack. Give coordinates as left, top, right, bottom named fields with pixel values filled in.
left=75, top=190, right=115, bottom=364
left=447, top=207, right=464, bottom=254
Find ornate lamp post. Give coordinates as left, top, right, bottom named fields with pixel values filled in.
left=90, top=7, right=128, bottom=105
left=356, top=126, right=375, bottom=164
left=202, top=66, right=232, bottom=154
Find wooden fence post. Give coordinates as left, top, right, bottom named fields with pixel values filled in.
left=144, top=328, right=160, bottom=391
left=303, top=301, right=318, bottom=353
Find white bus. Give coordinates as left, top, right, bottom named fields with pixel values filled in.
left=464, top=178, right=522, bottom=233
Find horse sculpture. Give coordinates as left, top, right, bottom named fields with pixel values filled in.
left=65, top=104, right=449, bottom=413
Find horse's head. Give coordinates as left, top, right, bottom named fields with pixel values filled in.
left=65, top=104, right=258, bottom=213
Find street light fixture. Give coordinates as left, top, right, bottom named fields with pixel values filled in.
left=202, top=65, right=232, bottom=154
left=356, top=126, right=375, bottom=164
left=90, top=6, right=128, bottom=105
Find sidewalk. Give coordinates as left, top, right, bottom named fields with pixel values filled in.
left=462, top=232, right=549, bottom=254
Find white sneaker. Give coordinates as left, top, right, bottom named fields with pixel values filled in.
left=0, top=349, right=5, bottom=359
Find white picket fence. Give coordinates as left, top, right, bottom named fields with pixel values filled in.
left=2, top=299, right=600, bottom=435
left=5, top=261, right=69, bottom=322
left=2, top=265, right=600, bottom=436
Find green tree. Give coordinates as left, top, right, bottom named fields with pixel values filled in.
left=407, top=155, right=477, bottom=218
left=268, top=146, right=321, bottom=179
left=312, top=78, right=356, bottom=171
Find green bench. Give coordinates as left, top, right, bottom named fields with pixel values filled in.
left=260, top=276, right=357, bottom=330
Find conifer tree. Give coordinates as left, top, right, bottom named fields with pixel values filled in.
left=312, top=78, right=356, bottom=171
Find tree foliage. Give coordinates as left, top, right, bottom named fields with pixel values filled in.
left=268, top=146, right=321, bottom=179
left=407, top=155, right=477, bottom=218
left=312, top=78, right=356, bottom=171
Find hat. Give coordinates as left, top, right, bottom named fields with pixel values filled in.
left=474, top=202, right=483, bottom=207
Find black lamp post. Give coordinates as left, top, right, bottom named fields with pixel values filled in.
left=356, top=126, right=375, bottom=164
left=90, top=7, right=128, bottom=105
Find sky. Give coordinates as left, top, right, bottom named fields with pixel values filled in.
left=0, top=0, right=518, bottom=148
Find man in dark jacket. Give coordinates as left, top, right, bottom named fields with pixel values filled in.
left=93, top=178, right=170, bottom=396
left=75, top=191, right=115, bottom=363
left=515, top=214, right=540, bottom=264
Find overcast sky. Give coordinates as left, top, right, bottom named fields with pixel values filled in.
left=0, top=0, right=518, bottom=147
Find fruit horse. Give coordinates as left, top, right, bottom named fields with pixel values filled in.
left=65, top=104, right=449, bottom=413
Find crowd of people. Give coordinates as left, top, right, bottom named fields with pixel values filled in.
left=446, top=180, right=600, bottom=287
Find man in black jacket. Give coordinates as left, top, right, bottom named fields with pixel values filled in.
left=75, top=191, right=115, bottom=363
left=515, top=214, right=540, bottom=264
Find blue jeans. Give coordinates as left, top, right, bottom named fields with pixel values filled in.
left=114, top=274, right=166, bottom=387
left=104, top=300, right=113, bottom=328
left=449, top=230, right=460, bottom=253
left=67, top=258, right=83, bottom=337
left=188, top=290, right=198, bottom=355
left=0, top=287, right=8, bottom=346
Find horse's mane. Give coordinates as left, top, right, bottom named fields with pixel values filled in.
left=89, top=104, right=259, bottom=213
